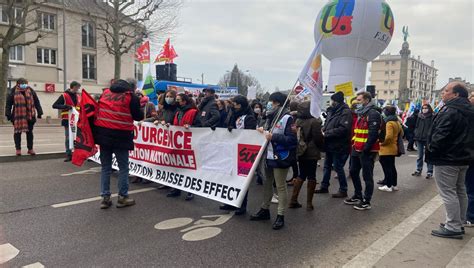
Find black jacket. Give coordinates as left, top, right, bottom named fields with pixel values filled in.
left=197, top=96, right=220, bottom=128
left=296, top=101, right=324, bottom=160
left=94, top=85, right=143, bottom=150
left=405, top=113, right=418, bottom=130
left=426, top=97, right=474, bottom=166
left=228, top=106, right=257, bottom=130
left=322, top=103, right=353, bottom=154
left=162, top=104, right=177, bottom=125
left=5, top=86, right=43, bottom=123
left=52, top=90, right=79, bottom=126
left=414, top=112, right=433, bottom=142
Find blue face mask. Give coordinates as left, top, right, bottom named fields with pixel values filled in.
left=266, top=102, right=273, bottom=111
left=19, top=84, right=28, bottom=89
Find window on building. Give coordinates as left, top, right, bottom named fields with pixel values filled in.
left=384, top=80, right=388, bottom=85
left=134, top=61, right=143, bottom=81
left=82, top=21, right=95, bottom=48
left=9, top=45, right=24, bottom=62
left=390, top=80, right=395, bottom=84
left=82, top=54, right=96, bottom=80
left=0, top=6, right=22, bottom=24
left=391, top=61, right=396, bottom=64
left=385, top=61, right=389, bottom=65
left=37, top=48, right=57, bottom=65
left=391, top=71, right=395, bottom=75
left=39, top=12, right=55, bottom=30
left=385, top=71, right=389, bottom=75
left=384, top=90, right=388, bottom=94
left=390, top=90, right=394, bottom=94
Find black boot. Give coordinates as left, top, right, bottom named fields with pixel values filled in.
left=219, top=204, right=236, bottom=211
left=272, top=215, right=285, bottom=230
left=250, top=208, right=270, bottom=221
left=167, top=189, right=181, bottom=197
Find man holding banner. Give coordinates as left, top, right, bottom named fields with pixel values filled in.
left=94, top=80, right=143, bottom=209
left=52, top=81, right=81, bottom=162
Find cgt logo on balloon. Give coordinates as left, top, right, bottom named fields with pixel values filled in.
left=374, top=2, right=395, bottom=44
left=320, top=0, right=355, bottom=37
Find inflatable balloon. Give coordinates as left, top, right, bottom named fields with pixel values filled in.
left=314, top=0, right=394, bottom=92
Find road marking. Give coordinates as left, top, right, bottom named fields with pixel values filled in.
left=23, top=262, right=45, bottom=268
left=446, top=237, right=474, bottom=268
left=51, top=187, right=156, bottom=208
left=155, top=218, right=194, bottom=230
left=408, top=155, right=417, bottom=158
left=342, top=195, right=443, bottom=268
left=182, top=227, right=222, bottom=242
left=0, top=243, right=19, bottom=264
left=61, top=167, right=101, bottom=176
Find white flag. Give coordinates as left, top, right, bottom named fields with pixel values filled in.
left=68, top=107, right=79, bottom=150
left=298, top=39, right=323, bottom=118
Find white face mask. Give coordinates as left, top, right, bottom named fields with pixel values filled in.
left=254, top=108, right=261, bottom=114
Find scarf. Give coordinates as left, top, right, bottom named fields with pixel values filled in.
left=13, top=86, right=36, bottom=133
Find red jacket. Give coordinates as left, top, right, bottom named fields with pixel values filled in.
left=95, top=89, right=133, bottom=131
left=60, top=92, right=81, bottom=120
left=174, top=108, right=198, bottom=126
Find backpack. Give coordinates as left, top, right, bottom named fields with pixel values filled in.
left=296, top=126, right=307, bottom=157
left=396, top=123, right=405, bottom=157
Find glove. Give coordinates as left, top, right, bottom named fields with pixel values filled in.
left=227, top=126, right=233, bottom=132
left=210, top=126, right=216, bottom=131
left=37, top=115, right=42, bottom=119
left=66, top=105, right=73, bottom=110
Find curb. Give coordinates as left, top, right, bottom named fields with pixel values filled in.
left=0, top=152, right=65, bottom=163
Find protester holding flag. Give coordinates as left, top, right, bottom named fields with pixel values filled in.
left=219, top=95, right=257, bottom=215
left=288, top=101, right=324, bottom=211
left=52, top=81, right=81, bottom=162
left=5, top=78, right=43, bottom=156
left=412, top=104, right=434, bottom=179
left=167, top=93, right=199, bottom=201
left=196, top=88, right=220, bottom=129
left=94, top=80, right=143, bottom=209
left=250, top=92, right=297, bottom=230
left=344, top=92, right=381, bottom=211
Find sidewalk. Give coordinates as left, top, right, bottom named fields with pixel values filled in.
left=0, top=118, right=62, bottom=127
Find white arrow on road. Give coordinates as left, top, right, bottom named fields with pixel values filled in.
left=0, top=243, right=19, bottom=264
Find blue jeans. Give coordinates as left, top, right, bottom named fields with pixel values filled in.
left=100, top=147, right=130, bottom=197
left=321, top=152, right=349, bottom=192
left=466, top=164, right=474, bottom=222
left=416, top=141, right=433, bottom=174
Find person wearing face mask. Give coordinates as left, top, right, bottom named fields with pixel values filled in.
left=250, top=92, right=297, bottom=230
left=167, top=93, right=199, bottom=201
left=412, top=104, right=434, bottom=179
left=251, top=102, right=264, bottom=127
left=156, top=89, right=178, bottom=125
left=52, top=81, right=82, bottom=162
left=344, top=91, right=381, bottom=211
left=315, top=91, right=353, bottom=198
left=5, top=78, right=43, bottom=156
left=219, top=95, right=257, bottom=215
left=377, top=106, right=403, bottom=192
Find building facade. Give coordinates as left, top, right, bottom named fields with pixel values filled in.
left=370, top=53, right=438, bottom=101
left=1, top=1, right=142, bottom=118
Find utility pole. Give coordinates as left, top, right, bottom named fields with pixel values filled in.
left=62, top=0, right=67, bottom=90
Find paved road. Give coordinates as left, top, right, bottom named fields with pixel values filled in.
left=1, top=152, right=473, bottom=267
left=0, top=126, right=65, bottom=156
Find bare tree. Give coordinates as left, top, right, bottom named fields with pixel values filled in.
left=0, top=0, right=45, bottom=124
left=80, top=0, right=181, bottom=79
left=218, top=64, right=262, bottom=97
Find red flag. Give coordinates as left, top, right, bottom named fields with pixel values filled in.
left=169, top=45, right=178, bottom=63
left=135, top=41, right=150, bottom=64
left=72, top=90, right=98, bottom=166
left=154, top=38, right=171, bottom=63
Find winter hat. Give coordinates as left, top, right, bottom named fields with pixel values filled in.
left=232, top=95, right=249, bottom=108
left=331, top=91, right=345, bottom=103
left=111, top=79, right=132, bottom=92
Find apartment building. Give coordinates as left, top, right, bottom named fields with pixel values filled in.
left=370, top=53, right=438, bottom=101
left=2, top=1, right=143, bottom=118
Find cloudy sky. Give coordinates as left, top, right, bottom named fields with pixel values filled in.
left=156, top=0, right=473, bottom=92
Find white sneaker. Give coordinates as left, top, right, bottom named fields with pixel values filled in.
left=378, top=185, right=393, bottom=192
left=464, top=221, right=473, bottom=228
left=392, top=186, right=399, bottom=191
left=271, top=194, right=279, bottom=204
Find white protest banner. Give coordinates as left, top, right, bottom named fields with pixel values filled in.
left=68, top=108, right=79, bottom=150
left=247, top=86, right=257, bottom=100
left=90, top=123, right=266, bottom=207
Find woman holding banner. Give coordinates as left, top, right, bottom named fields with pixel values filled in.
left=250, top=92, right=297, bottom=230
left=166, top=93, right=199, bottom=201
